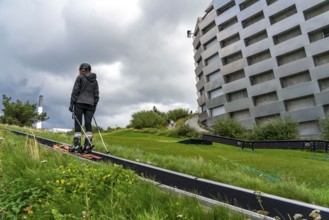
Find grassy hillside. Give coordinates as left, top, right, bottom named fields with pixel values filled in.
left=0, top=127, right=246, bottom=219
left=104, top=129, right=329, bottom=207
left=2, top=125, right=329, bottom=208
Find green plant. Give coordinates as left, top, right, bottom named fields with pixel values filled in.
left=39, top=162, right=137, bottom=218
left=175, top=117, right=188, bottom=127
left=252, top=117, right=299, bottom=140
left=254, top=191, right=269, bottom=216
left=211, top=117, right=247, bottom=139
left=130, top=110, right=167, bottom=129
left=0, top=94, right=49, bottom=127
left=169, top=124, right=201, bottom=138
left=3, top=125, right=329, bottom=216
left=319, top=113, right=329, bottom=140
left=0, top=127, right=247, bottom=219
left=166, top=108, right=189, bottom=121
left=0, top=178, right=44, bottom=219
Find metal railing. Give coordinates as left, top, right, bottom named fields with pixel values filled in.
left=202, top=134, right=329, bottom=151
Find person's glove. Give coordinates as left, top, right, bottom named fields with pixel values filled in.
left=69, top=101, right=75, bottom=112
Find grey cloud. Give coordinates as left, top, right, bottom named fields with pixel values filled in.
left=0, top=0, right=209, bottom=129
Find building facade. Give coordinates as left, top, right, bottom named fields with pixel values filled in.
left=193, top=0, right=329, bottom=137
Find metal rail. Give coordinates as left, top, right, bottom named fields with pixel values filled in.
left=203, top=134, right=329, bottom=152
left=6, top=129, right=329, bottom=219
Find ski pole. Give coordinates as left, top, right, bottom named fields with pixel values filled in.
left=93, top=116, right=110, bottom=154
left=72, top=112, right=93, bottom=147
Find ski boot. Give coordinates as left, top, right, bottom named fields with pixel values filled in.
left=69, top=135, right=82, bottom=152
left=83, top=145, right=94, bottom=154
left=69, top=145, right=82, bottom=152
left=83, top=132, right=93, bottom=153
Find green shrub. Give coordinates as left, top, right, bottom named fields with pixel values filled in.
left=169, top=124, right=200, bottom=138
left=166, top=108, right=189, bottom=121
left=252, top=117, right=299, bottom=140
left=319, top=114, right=329, bottom=140
left=211, top=117, right=247, bottom=139
left=130, top=110, right=167, bottom=129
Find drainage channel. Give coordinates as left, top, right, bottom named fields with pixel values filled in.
left=6, top=129, right=329, bottom=220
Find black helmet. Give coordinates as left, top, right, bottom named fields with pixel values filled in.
left=79, top=63, right=91, bottom=71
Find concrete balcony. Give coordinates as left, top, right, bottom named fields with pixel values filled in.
left=197, top=95, right=206, bottom=106
left=248, top=79, right=278, bottom=97
left=315, top=90, right=329, bottom=106
left=250, top=101, right=285, bottom=118
left=196, top=77, right=206, bottom=91
left=225, top=97, right=252, bottom=113
left=200, top=27, right=218, bottom=46
left=310, top=63, right=329, bottom=80
left=203, top=61, right=221, bottom=76
left=277, top=81, right=316, bottom=101
left=194, top=46, right=203, bottom=62
left=305, top=37, right=329, bottom=57
left=193, top=31, right=202, bottom=49
left=194, top=62, right=204, bottom=77
left=206, top=95, right=227, bottom=109
left=285, top=106, right=324, bottom=122
left=220, top=58, right=247, bottom=75
left=275, top=57, right=313, bottom=78
left=222, top=78, right=249, bottom=94
left=199, top=9, right=217, bottom=31
left=270, top=35, right=308, bottom=57
left=198, top=110, right=209, bottom=122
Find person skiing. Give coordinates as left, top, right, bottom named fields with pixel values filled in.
left=69, top=63, right=99, bottom=152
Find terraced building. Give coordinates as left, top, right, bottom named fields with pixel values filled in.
left=192, top=0, right=329, bottom=137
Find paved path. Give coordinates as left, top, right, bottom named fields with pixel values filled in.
left=185, top=114, right=209, bottom=133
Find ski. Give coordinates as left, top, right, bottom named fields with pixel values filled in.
left=52, top=144, right=103, bottom=161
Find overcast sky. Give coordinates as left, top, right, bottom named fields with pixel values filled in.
left=0, top=0, right=210, bottom=129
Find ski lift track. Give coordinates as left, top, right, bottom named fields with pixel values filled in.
left=6, top=129, right=329, bottom=220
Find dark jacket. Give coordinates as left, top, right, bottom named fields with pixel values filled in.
left=71, top=73, right=99, bottom=110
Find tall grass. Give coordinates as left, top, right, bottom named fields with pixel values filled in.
left=2, top=125, right=329, bottom=208
left=0, top=129, right=246, bottom=219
